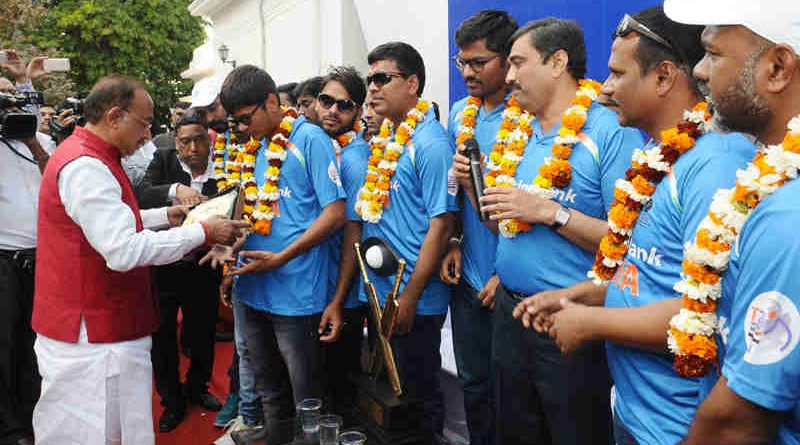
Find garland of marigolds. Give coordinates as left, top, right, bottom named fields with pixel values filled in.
left=588, top=102, right=711, bottom=284
left=355, top=99, right=430, bottom=223
left=497, top=79, right=602, bottom=238
left=668, top=114, right=800, bottom=377
left=331, top=121, right=363, bottom=164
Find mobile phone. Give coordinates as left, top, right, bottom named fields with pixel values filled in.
left=43, top=58, right=70, bottom=72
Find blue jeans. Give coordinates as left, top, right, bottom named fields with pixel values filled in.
left=388, top=313, right=446, bottom=442
left=450, top=281, right=495, bottom=445
left=238, top=303, right=324, bottom=445
left=492, top=285, right=613, bottom=445
left=232, top=295, right=264, bottom=426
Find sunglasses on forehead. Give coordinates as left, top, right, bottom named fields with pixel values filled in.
left=317, top=93, right=357, bottom=112
left=614, top=14, right=674, bottom=51
left=365, top=71, right=406, bottom=88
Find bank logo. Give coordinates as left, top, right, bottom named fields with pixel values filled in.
left=744, top=291, right=800, bottom=365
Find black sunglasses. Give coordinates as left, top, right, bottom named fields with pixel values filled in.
left=232, top=103, right=264, bottom=126
left=614, top=14, right=674, bottom=51
left=317, top=93, right=357, bottom=112
left=366, top=71, right=405, bottom=88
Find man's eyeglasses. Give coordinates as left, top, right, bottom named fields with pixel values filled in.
left=366, top=71, right=405, bottom=88
left=452, top=54, right=500, bottom=72
left=232, top=103, right=264, bottom=126
left=317, top=93, right=357, bottom=112
left=614, top=14, right=674, bottom=51
left=124, top=110, right=153, bottom=129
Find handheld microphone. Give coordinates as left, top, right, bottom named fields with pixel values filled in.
left=464, top=138, right=489, bottom=221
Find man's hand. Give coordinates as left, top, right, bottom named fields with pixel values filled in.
left=26, top=56, right=47, bottom=81
left=439, top=242, right=462, bottom=285
left=175, top=184, right=205, bottom=206
left=479, top=187, right=560, bottom=225
left=219, top=274, right=233, bottom=308
left=393, top=295, right=418, bottom=336
left=203, top=216, right=250, bottom=245
left=478, top=274, right=500, bottom=309
left=513, top=287, right=576, bottom=332
left=318, top=303, right=343, bottom=343
left=57, top=108, right=77, bottom=128
left=199, top=244, right=237, bottom=269
left=0, top=50, right=27, bottom=83
left=452, top=147, right=485, bottom=191
left=167, top=205, right=191, bottom=226
left=548, top=299, right=595, bottom=354
left=229, top=250, right=287, bottom=276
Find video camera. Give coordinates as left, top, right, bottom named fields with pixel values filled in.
left=50, top=95, right=85, bottom=139
left=0, top=90, right=44, bottom=139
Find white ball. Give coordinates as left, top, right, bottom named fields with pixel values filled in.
left=365, top=246, right=384, bottom=269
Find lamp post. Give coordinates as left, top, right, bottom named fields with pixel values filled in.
left=218, top=44, right=236, bottom=68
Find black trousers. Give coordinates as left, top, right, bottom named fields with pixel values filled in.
left=151, top=261, right=220, bottom=412
left=323, top=305, right=366, bottom=411
left=0, top=249, right=40, bottom=444
left=492, top=284, right=613, bottom=445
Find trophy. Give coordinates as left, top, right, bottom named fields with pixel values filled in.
left=351, top=238, right=427, bottom=445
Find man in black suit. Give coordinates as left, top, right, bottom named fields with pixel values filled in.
left=137, top=109, right=223, bottom=432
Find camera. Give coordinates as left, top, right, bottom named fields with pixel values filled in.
left=50, top=95, right=86, bottom=139
left=0, top=91, right=44, bottom=139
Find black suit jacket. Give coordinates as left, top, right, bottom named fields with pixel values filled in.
left=136, top=147, right=218, bottom=209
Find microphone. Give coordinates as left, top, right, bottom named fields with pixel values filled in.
left=464, top=138, right=489, bottom=221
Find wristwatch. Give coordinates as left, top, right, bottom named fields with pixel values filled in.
left=551, top=205, right=572, bottom=229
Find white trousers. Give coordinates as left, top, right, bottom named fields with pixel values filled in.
left=33, top=321, right=154, bottom=445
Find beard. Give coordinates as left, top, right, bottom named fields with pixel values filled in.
left=708, top=49, right=773, bottom=137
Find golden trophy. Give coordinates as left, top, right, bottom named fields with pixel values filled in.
left=351, top=238, right=427, bottom=445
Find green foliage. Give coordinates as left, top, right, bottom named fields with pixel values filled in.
left=30, top=0, right=204, bottom=129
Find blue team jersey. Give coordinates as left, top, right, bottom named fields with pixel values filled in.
left=605, top=132, right=756, bottom=445
left=359, top=107, right=455, bottom=315
left=495, top=103, right=643, bottom=295
left=327, top=136, right=370, bottom=308
left=448, top=96, right=504, bottom=290
left=235, top=116, right=346, bottom=315
left=700, top=178, right=800, bottom=445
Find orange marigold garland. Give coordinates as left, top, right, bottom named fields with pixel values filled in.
left=499, top=79, right=601, bottom=238
left=331, top=121, right=363, bottom=164
left=588, top=102, right=711, bottom=283
left=668, top=114, right=800, bottom=377
left=456, top=96, right=482, bottom=147
left=355, top=99, right=430, bottom=223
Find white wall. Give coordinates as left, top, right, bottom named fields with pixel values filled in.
left=186, top=0, right=449, bottom=120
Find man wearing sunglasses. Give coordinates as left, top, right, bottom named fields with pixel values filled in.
left=452, top=18, right=644, bottom=445
left=515, top=7, right=756, bottom=445
left=361, top=42, right=455, bottom=443
left=441, top=10, right=518, bottom=445
left=311, top=66, right=371, bottom=413
left=217, top=65, right=346, bottom=445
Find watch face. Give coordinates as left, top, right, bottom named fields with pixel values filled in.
left=555, top=207, right=571, bottom=227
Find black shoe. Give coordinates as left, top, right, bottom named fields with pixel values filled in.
left=13, top=437, right=34, bottom=445
left=159, top=408, right=185, bottom=432
left=187, top=389, right=222, bottom=411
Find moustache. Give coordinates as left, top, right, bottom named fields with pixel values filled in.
left=599, top=97, right=620, bottom=107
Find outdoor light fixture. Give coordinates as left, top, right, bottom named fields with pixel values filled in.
left=218, top=44, right=236, bottom=68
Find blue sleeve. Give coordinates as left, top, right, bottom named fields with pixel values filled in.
left=447, top=104, right=459, bottom=141
left=678, top=135, right=756, bottom=244
left=305, top=132, right=345, bottom=209
left=342, top=148, right=367, bottom=222
left=416, top=130, right=453, bottom=219
left=721, top=204, right=800, bottom=411
left=599, top=126, right=643, bottom=214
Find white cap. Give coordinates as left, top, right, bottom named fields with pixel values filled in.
left=664, top=0, right=800, bottom=54
left=190, top=75, right=224, bottom=108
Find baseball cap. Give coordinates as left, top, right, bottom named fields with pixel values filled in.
left=190, top=75, right=224, bottom=108
left=664, top=0, right=800, bottom=54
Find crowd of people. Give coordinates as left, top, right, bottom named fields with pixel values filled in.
left=1, top=0, right=800, bottom=445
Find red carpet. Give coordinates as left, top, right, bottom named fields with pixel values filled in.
left=153, top=339, right=235, bottom=445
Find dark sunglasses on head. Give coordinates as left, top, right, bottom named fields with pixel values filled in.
left=452, top=54, right=500, bottom=71
left=614, top=14, right=674, bottom=51
left=232, top=103, right=264, bottom=126
left=317, top=93, right=357, bottom=112
left=365, top=71, right=405, bottom=88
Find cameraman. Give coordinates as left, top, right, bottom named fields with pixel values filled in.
left=0, top=50, right=49, bottom=445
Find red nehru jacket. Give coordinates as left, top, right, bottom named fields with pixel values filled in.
left=32, top=126, right=157, bottom=343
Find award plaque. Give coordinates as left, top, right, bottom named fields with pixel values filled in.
left=182, top=186, right=242, bottom=226
left=351, top=238, right=429, bottom=445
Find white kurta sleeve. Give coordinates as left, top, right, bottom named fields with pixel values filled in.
left=58, top=157, right=206, bottom=272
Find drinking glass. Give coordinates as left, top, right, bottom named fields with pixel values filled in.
left=339, top=430, right=367, bottom=445
left=318, top=414, right=342, bottom=445
left=296, top=398, right=322, bottom=434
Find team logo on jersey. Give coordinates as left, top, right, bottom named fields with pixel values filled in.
left=447, top=167, right=458, bottom=196
left=743, top=291, right=800, bottom=365
left=328, top=161, right=342, bottom=186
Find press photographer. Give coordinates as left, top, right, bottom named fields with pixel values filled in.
left=0, top=49, right=50, bottom=445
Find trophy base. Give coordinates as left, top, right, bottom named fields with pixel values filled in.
left=350, top=374, right=431, bottom=445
